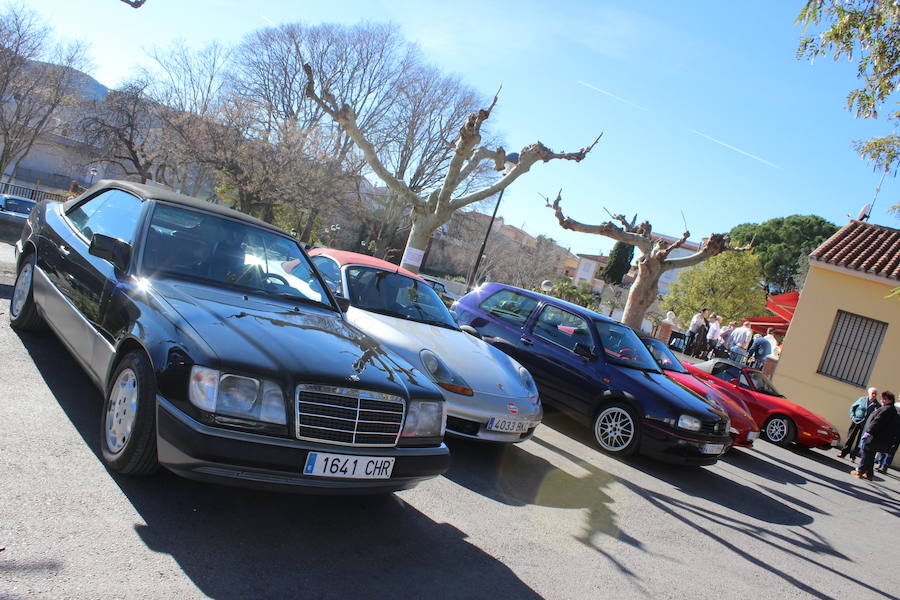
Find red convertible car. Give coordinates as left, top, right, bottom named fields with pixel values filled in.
left=684, top=359, right=840, bottom=449
left=642, top=338, right=759, bottom=448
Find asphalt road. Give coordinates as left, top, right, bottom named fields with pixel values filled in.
left=1, top=241, right=899, bottom=600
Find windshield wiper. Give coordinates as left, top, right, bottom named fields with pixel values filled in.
left=265, top=291, right=334, bottom=310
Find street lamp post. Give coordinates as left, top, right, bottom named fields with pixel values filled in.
left=465, top=152, right=519, bottom=292
left=88, top=167, right=98, bottom=186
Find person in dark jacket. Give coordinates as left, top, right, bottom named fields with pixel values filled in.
left=852, top=391, right=899, bottom=481
left=838, top=387, right=880, bottom=460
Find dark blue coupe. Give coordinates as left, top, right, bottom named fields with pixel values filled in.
left=452, top=283, right=731, bottom=465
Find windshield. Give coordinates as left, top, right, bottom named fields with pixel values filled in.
left=642, top=337, right=689, bottom=373
left=746, top=370, right=781, bottom=396
left=594, top=320, right=661, bottom=372
left=346, top=266, right=457, bottom=329
left=142, top=203, right=330, bottom=307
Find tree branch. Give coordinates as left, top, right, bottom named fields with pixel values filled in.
left=544, top=190, right=652, bottom=250
left=450, top=135, right=602, bottom=210
left=662, top=233, right=752, bottom=270
left=303, top=63, right=424, bottom=208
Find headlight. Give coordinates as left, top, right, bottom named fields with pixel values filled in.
left=189, top=366, right=286, bottom=425
left=419, top=349, right=473, bottom=396
left=677, top=414, right=702, bottom=431
left=401, top=400, right=446, bottom=437
left=518, top=365, right=539, bottom=403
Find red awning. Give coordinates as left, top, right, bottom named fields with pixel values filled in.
left=742, top=291, right=799, bottom=336
left=765, top=292, right=799, bottom=323
left=744, top=316, right=789, bottom=336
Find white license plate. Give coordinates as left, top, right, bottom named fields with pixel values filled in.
left=486, top=417, right=533, bottom=433
left=746, top=431, right=759, bottom=442
left=700, top=443, right=725, bottom=454
left=303, top=452, right=395, bottom=479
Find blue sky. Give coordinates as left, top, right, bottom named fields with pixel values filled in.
left=31, top=0, right=900, bottom=255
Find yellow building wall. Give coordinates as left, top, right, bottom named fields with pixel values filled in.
left=774, top=264, right=899, bottom=463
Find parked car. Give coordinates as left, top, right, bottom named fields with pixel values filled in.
left=683, top=358, right=841, bottom=448
left=640, top=336, right=759, bottom=448
left=10, top=181, right=449, bottom=493
left=0, top=194, right=37, bottom=242
left=452, top=283, right=731, bottom=465
left=0, top=194, right=37, bottom=218
left=308, top=249, right=543, bottom=443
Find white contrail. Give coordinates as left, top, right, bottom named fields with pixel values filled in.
left=577, top=80, right=781, bottom=170
left=260, top=13, right=277, bottom=27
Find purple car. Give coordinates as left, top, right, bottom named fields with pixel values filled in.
left=452, top=283, right=731, bottom=465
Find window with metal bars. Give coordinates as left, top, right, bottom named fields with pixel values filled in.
left=817, top=310, right=888, bottom=387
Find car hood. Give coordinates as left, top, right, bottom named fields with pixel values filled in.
left=615, top=367, right=727, bottom=421
left=666, top=371, right=757, bottom=431
left=346, top=308, right=531, bottom=398
left=760, top=391, right=837, bottom=429
left=151, top=279, right=436, bottom=398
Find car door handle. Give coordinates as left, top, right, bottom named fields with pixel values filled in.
left=520, top=337, right=533, bottom=346
left=59, top=244, right=70, bottom=256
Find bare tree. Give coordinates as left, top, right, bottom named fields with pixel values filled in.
left=548, top=192, right=751, bottom=329
left=305, top=63, right=601, bottom=273
left=79, top=78, right=162, bottom=183
left=0, top=5, right=87, bottom=182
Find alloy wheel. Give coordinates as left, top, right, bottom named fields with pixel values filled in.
left=765, top=417, right=788, bottom=443
left=595, top=407, right=635, bottom=452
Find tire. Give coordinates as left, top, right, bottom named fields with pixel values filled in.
left=593, top=402, right=640, bottom=456
left=100, top=351, right=159, bottom=475
left=9, top=252, right=45, bottom=331
left=762, top=415, right=796, bottom=447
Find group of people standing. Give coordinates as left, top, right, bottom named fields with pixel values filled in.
left=684, top=308, right=778, bottom=370
left=838, top=387, right=900, bottom=480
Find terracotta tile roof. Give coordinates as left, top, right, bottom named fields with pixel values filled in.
left=810, top=220, right=900, bottom=281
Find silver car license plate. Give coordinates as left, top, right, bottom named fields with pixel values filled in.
left=700, top=443, right=725, bottom=454
left=303, top=452, right=395, bottom=479
left=486, top=417, right=532, bottom=433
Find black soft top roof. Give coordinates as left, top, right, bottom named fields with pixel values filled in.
left=68, top=179, right=283, bottom=234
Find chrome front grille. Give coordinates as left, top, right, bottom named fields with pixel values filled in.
left=701, top=419, right=727, bottom=435
left=295, top=384, right=405, bottom=447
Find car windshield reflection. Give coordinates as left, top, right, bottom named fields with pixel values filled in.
left=142, top=203, right=330, bottom=308
left=346, top=266, right=458, bottom=329
left=594, top=320, right=661, bottom=372
left=642, top=337, right=689, bottom=374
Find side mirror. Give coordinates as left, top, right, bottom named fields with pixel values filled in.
left=89, top=233, right=131, bottom=273
left=573, top=342, right=596, bottom=360
left=459, top=324, right=482, bottom=339
left=334, top=296, right=351, bottom=312
left=730, top=378, right=740, bottom=386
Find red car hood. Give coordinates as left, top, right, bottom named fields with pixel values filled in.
left=665, top=370, right=759, bottom=436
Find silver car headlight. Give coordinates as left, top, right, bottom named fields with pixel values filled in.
left=518, top=365, right=539, bottom=403
left=419, top=349, right=473, bottom=396
left=189, top=366, right=286, bottom=425
left=401, top=399, right=446, bottom=438
left=677, top=414, right=702, bottom=432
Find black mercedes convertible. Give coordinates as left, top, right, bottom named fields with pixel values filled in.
left=10, top=181, right=449, bottom=493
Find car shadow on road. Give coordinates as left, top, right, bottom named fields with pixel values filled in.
left=14, top=329, right=542, bottom=600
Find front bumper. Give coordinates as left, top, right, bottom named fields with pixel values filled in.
left=443, top=391, right=542, bottom=444
left=640, top=421, right=732, bottom=466
left=156, top=397, right=450, bottom=494
left=797, top=427, right=841, bottom=449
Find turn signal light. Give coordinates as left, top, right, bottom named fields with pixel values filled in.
left=438, top=382, right=474, bottom=396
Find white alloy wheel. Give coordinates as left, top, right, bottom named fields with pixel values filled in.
left=106, top=368, right=139, bottom=454
left=594, top=406, right=636, bottom=452
left=10, top=262, right=32, bottom=318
